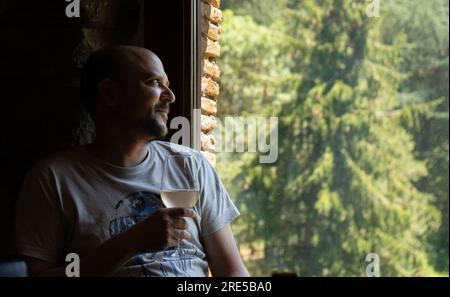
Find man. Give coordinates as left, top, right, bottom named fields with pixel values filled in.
left=13, top=45, right=249, bottom=277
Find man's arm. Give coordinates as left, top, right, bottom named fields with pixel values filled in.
left=25, top=229, right=135, bottom=276
left=23, top=208, right=195, bottom=276
left=202, top=223, right=250, bottom=277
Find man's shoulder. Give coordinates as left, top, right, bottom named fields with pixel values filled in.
left=150, top=141, right=204, bottom=158
left=28, top=146, right=85, bottom=178
left=150, top=141, right=217, bottom=176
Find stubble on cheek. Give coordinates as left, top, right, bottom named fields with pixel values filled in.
left=145, top=111, right=169, bottom=139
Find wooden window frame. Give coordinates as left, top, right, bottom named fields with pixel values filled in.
left=144, top=0, right=201, bottom=149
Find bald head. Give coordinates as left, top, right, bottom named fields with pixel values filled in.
left=80, top=45, right=164, bottom=120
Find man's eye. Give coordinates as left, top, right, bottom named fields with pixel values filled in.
left=147, top=79, right=160, bottom=86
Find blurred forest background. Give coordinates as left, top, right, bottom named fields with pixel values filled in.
left=214, top=0, right=449, bottom=276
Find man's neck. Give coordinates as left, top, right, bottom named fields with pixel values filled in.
left=87, top=132, right=151, bottom=167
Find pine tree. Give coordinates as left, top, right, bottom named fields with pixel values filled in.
left=381, top=0, right=449, bottom=273
left=218, top=0, right=444, bottom=276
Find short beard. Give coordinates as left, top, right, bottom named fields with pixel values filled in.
left=143, top=113, right=168, bottom=140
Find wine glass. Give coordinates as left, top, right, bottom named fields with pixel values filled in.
left=160, top=155, right=200, bottom=255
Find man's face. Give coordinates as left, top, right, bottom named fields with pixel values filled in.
left=113, top=49, right=175, bottom=140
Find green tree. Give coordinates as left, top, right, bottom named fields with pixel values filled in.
left=218, top=0, right=445, bottom=276
left=381, top=0, right=449, bottom=272
left=221, top=0, right=286, bottom=26
left=218, top=10, right=298, bottom=117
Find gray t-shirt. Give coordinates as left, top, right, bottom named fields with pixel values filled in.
left=13, top=141, right=239, bottom=277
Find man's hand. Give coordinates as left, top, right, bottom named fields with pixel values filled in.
left=25, top=207, right=196, bottom=276
left=126, top=207, right=196, bottom=253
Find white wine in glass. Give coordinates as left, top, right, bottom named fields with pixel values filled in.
left=160, top=155, right=199, bottom=208
left=160, top=154, right=200, bottom=208
left=160, top=190, right=199, bottom=208
left=160, top=155, right=200, bottom=256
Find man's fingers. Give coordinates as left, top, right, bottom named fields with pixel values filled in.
left=171, top=217, right=188, bottom=229
left=166, top=207, right=196, bottom=218
left=175, top=230, right=191, bottom=239
left=172, top=229, right=191, bottom=240
left=168, top=230, right=191, bottom=247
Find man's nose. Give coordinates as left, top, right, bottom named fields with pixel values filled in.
left=161, top=86, right=176, bottom=104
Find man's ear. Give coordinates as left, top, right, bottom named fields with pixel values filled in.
left=98, top=78, right=120, bottom=109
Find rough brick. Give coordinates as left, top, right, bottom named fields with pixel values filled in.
left=200, top=0, right=222, bottom=159
left=202, top=59, right=220, bottom=80
left=201, top=115, right=217, bottom=133
left=201, top=2, right=222, bottom=24
left=201, top=97, right=218, bottom=116
left=202, top=37, right=221, bottom=58
left=202, top=77, right=220, bottom=97
left=201, top=18, right=220, bottom=42
left=201, top=133, right=217, bottom=152
left=209, top=0, right=221, bottom=9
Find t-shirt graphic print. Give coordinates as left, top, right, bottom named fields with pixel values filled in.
left=110, top=190, right=201, bottom=277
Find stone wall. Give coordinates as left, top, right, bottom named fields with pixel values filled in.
left=200, top=0, right=222, bottom=167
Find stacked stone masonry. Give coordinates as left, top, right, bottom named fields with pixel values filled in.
left=200, top=0, right=222, bottom=166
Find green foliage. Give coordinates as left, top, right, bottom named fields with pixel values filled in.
left=219, top=10, right=299, bottom=117
left=381, top=0, right=449, bottom=272
left=218, top=0, right=448, bottom=276
left=221, top=0, right=286, bottom=26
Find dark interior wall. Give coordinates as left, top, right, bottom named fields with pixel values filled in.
left=145, top=0, right=195, bottom=137
left=0, top=0, right=143, bottom=258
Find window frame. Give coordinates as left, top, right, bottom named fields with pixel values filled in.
left=144, top=0, right=201, bottom=149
